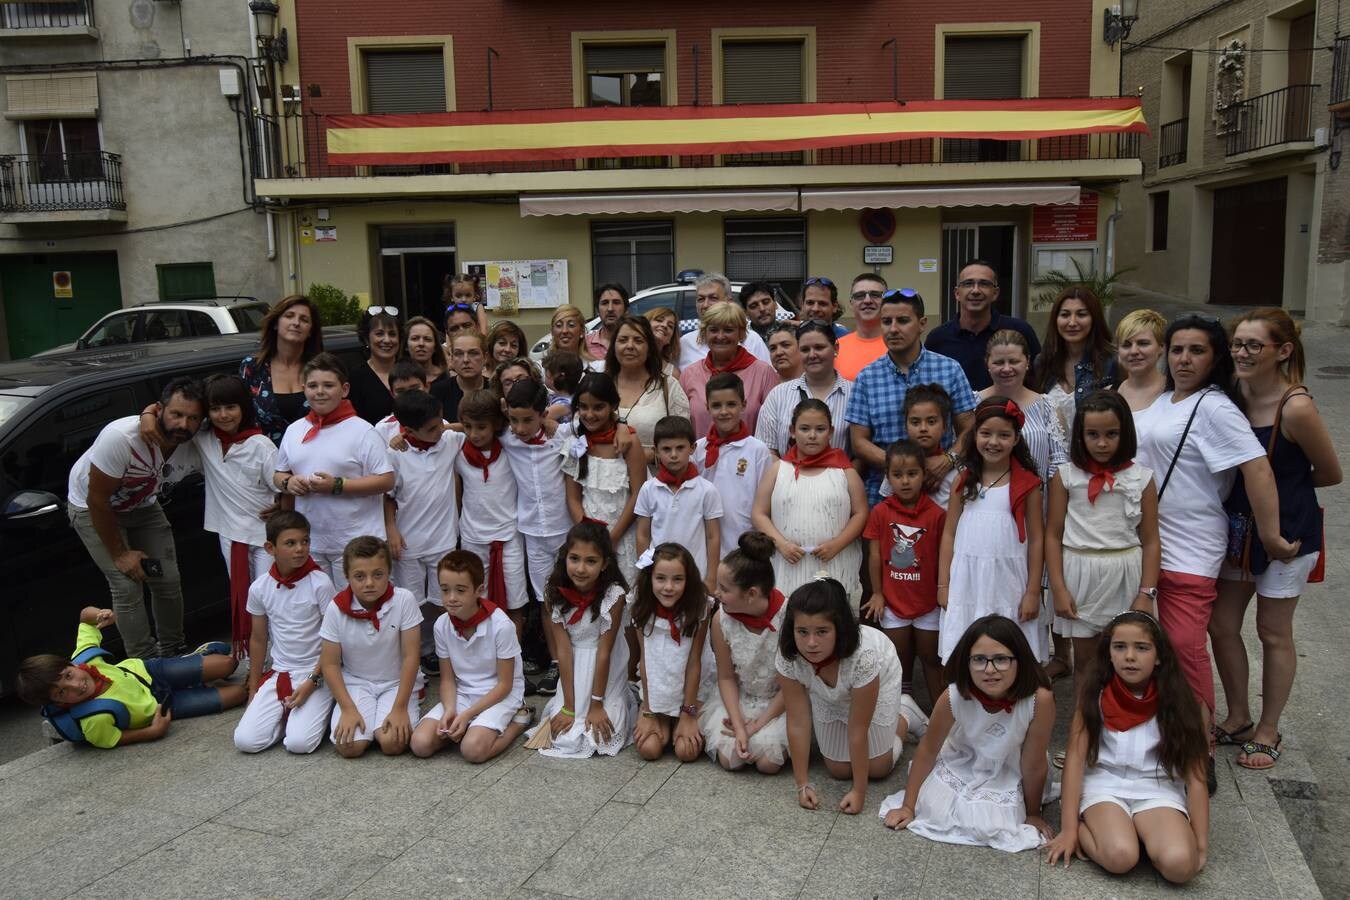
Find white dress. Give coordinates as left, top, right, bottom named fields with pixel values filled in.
left=1053, top=462, right=1153, bottom=638
left=775, top=626, right=905, bottom=761
left=769, top=464, right=862, bottom=609
left=561, top=452, right=637, bottom=585
left=529, top=584, right=636, bottom=758
left=700, top=604, right=789, bottom=767
left=940, top=483, right=1046, bottom=663
left=637, top=598, right=716, bottom=716
left=879, top=684, right=1053, bottom=853
left=1080, top=709, right=1189, bottom=814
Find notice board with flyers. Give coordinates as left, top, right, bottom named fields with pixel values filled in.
left=462, top=259, right=569, bottom=315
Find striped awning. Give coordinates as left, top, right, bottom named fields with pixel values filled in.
left=324, top=98, right=1148, bottom=165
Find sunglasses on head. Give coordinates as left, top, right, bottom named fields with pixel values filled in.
left=366, top=306, right=399, bottom=317
left=883, top=288, right=920, bottom=300
left=804, top=276, right=834, bottom=287
left=794, top=318, right=833, bottom=336
left=445, top=302, right=474, bottom=314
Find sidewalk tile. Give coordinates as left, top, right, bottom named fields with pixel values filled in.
left=799, top=814, right=929, bottom=897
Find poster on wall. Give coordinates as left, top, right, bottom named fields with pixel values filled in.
left=463, top=259, right=568, bottom=312
left=1032, top=191, right=1099, bottom=243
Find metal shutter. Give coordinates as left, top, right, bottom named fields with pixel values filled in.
left=584, top=44, right=665, bottom=73
left=364, top=50, right=446, bottom=114
left=722, top=41, right=803, bottom=104
left=943, top=37, right=1024, bottom=99
left=724, top=218, right=806, bottom=291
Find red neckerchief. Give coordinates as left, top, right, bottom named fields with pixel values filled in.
left=656, top=462, right=700, bottom=488
left=702, top=346, right=757, bottom=375
left=230, top=541, right=253, bottom=658
left=382, top=414, right=398, bottom=425
left=652, top=603, right=682, bottom=644
left=704, top=422, right=750, bottom=468
left=461, top=439, right=502, bottom=481
left=959, top=460, right=1041, bottom=542
left=75, top=664, right=113, bottom=699
left=725, top=589, right=786, bottom=632
left=558, top=585, right=599, bottom=625
left=585, top=425, right=618, bottom=451
left=1083, top=459, right=1134, bottom=505
left=301, top=399, right=358, bottom=443
left=486, top=540, right=508, bottom=609
left=781, top=445, right=852, bottom=480
left=269, top=557, right=321, bottom=590
left=333, top=583, right=395, bottom=630
left=1101, top=673, right=1159, bottom=732
left=402, top=427, right=438, bottom=451
left=523, top=427, right=548, bottom=446
left=970, top=686, right=1015, bottom=714
left=880, top=493, right=939, bottom=520
left=451, top=600, right=498, bottom=640
left=213, top=426, right=263, bottom=457
left=810, top=654, right=838, bottom=676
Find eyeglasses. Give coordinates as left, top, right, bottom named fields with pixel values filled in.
left=366, top=306, right=399, bottom=317
left=1229, top=339, right=1275, bottom=356
left=804, top=276, right=835, bottom=287
left=851, top=289, right=885, bottom=301
left=969, top=654, right=1016, bottom=672
left=956, top=279, right=998, bottom=290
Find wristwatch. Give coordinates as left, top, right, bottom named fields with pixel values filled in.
left=681, top=703, right=700, bottom=717
left=308, top=672, right=323, bottom=687
left=1137, top=587, right=1158, bottom=601
left=945, top=450, right=963, bottom=469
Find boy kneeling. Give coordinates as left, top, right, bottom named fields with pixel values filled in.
left=17, top=607, right=244, bottom=748
left=411, top=551, right=532, bottom=762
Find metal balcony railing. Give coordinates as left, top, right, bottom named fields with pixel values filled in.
left=0, top=0, right=93, bottom=30
left=1224, top=84, right=1318, bottom=156
left=1332, top=36, right=1350, bottom=108
left=1158, top=116, right=1187, bottom=167
left=0, top=152, right=125, bottom=213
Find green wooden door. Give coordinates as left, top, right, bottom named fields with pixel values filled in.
left=0, top=251, right=122, bottom=358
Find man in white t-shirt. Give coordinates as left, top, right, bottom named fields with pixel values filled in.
left=678, top=272, right=771, bottom=371
left=67, top=376, right=205, bottom=659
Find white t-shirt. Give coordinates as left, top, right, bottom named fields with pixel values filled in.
left=431, top=606, right=524, bottom=703
left=319, top=586, right=423, bottom=687
left=1134, top=389, right=1264, bottom=578
left=67, top=416, right=197, bottom=511
left=275, top=416, right=394, bottom=555
left=246, top=566, right=334, bottom=673
left=634, top=474, right=724, bottom=576
left=500, top=424, right=574, bottom=537
left=454, top=449, right=517, bottom=543
left=389, top=429, right=465, bottom=557
left=693, top=434, right=773, bottom=558
left=194, top=430, right=277, bottom=547
left=374, top=414, right=402, bottom=444
left=677, top=328, right=771, bottom=372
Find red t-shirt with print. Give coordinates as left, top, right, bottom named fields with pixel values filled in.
left=863, top=494, right=946, bottom=619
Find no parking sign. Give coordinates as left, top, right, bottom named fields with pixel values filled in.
left=859, top=208, right=896, bottom=244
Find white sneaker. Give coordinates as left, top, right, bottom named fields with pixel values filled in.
left=39, top=719, right=62, bottom=743
left=900, top=694, right=929, bottom=739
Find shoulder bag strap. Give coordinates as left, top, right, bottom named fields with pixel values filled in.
left=1157, top=387, right=1214, bottom=501
left=1267, top=385, right=1307, bottom=456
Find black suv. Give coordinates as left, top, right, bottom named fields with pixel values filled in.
left=0, top=329, right=363, bottom=689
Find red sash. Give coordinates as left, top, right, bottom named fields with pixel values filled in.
left=230, top=541, right=253, bottom=658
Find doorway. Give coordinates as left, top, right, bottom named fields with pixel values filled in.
left=377, top=224, right=456, bottom=322
left=941, top=223, right=1019, bottom=319
left=0, top=251, right=122, bottom=358
left=1210, top=179, right=1285, bottom=305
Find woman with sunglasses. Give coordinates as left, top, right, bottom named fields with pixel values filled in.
left=1208, top=308, right=1339, bottom=771
left=240, top=294, right=325, bottom=445
left=1132, top=313, right=1298, bottom=793
left=756, top=320, right=853, bottom=456
left=347, top=306, right=404, bottom=423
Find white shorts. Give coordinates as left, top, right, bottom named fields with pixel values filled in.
left=1081, top=794, right=1188, bottom=818
left=393, top=552, right=453, bottom=606
left=217, top=537, right=270, bottom=586
left=814, top=716, right=901, bottom=765
left=329, top=679, right=422, bottom=744
left=1218, top=552, right=1320, bottom=599
left=880, top=607, right=940, bottom=631
left=461, top=535, right=529, bottom=609
left=420, top=694, right=519, bottom=735
left=313, top=551, right=347, bottom=590
left=523, top=531, right=569, bottom=604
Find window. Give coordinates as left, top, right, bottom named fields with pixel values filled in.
left=724, top=218, right=806, bottom=296
left=584, top=42, right=667, bottom=168
left=363, top=49, right=449, bottom=175
left=82, top=312, right=137, bottom=348
left=943, top=36, right=1025, bottom=162
left=156, top=262, right=216, bottom=301
left=722, top=40, right=806, bottom=165
left=228, top=303, right=269, bottom=332
left=0, top=2, right=91, bottom=29
left=187, top=311, right=220, bottom=336
left=1150, top=192, right=1169, bottom=252
left=0, top=387, right=138, bottom=496
left=142, top=309, right=190, bottom=341
left=591, top=221, right=675, bottom=292
left=22, top=118, right=102, bottom=181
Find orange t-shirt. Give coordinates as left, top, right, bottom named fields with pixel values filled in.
left=835, top=332, right=887, bottom=380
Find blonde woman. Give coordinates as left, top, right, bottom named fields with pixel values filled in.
left=678, top=302, right=779, bottom=436
left=1114, top=308, right=1168, bottom=413
left=550, top=304, right=592, bottom=362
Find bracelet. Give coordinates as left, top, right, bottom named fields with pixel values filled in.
left=641, top=710, right=659, bottom=719
left=280, top=475, right=292, bottom=493
left=560, top=706, right=574, bottom=717
left=936, top=583, right=948, bottom=589
left=797, top=783, right=815, bottom=795
left=591, top=693, right=604, bottom=702
left=331, top=476, right=345, bottom=496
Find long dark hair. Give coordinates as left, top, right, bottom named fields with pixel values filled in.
left=604, top=314, right=664, bottom=392
left=1069, top=389, right=1136, bottom=470
left=1034, top=286, right=1112, bottom=392
left=1164, top=314, right=1240, bottom=405
left=571, top=371, right=620, bottom=481
left=544, top=521, right=628, bottom=622
left=630, top=543, right=706, bottom=639
left=1078, top=611, right=1207, bottom=781
left=959, top=398, right=1039, bottom=500
left=257, top=295, right=323, bottom=367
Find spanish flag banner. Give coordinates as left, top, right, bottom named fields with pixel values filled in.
left=325, top=98, right=1148, bottom=165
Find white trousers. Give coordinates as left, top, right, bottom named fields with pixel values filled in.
left=233, top=669, right=334, bottom=754
left=217, top=536, right=270, bottom=585
left=461, top=535, right=529, bottom=609
left=523, top=531, right=569, bottom=605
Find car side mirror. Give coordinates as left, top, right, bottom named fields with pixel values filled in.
left=1, top=490, right=63, bottom=527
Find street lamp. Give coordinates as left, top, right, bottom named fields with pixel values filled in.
left=1103, top=0, right=1139, bottom=47
left=249, top=0, right=288, bottom=63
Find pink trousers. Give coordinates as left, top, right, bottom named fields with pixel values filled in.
left=1157, top=569, right=1218, bottom=712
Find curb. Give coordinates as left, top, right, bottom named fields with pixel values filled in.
left=1227, top=730, right=1323, bottom=899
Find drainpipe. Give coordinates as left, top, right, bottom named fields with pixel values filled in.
left=247, top=0, right=277, bottom=262
left=1104, top=193, right=1123, bottom=276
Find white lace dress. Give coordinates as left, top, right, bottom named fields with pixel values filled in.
left=879, top=684, right=1057, bottom=853
left=529, top=584, right=636, bottom=758
left=769, top=465, right=862, bottom=609
left=700, top=604, right=789, bottom=767
left=775, top=626, right=904, bottom=761
left=637, top=597, right=716, bottom=716
left=561, top=452, right=637, bottom=585
left=940, top=483, right=1046, bottom=663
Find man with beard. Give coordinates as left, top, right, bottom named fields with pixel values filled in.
left=584, top=282, right=630, bottom=361
left=67, top=377, right=205, bottom=658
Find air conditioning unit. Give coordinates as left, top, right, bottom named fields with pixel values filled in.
left=280, top=84, right=302, bottom=107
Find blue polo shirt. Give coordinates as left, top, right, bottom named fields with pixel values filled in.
left=845, top=346, right=976, bottom=503
left=924, top=312, right=1042, bottom=391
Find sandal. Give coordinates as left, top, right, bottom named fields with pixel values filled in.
left=512, top=705, right=538, bottom=728
left=1212, top=721, right=1254, bottom=746
left=1237, top=735, right=1282, bottom=770
left=1052, top=750, right=1066, bottom=769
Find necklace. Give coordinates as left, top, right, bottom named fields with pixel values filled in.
left=977, top=467, right=1010, bottom=499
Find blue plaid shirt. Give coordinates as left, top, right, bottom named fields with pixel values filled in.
left=845, top=346, right=976, bottom=503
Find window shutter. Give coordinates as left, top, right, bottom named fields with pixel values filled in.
left=943, top=37, right=1024, bottom=99
left=4, top=74, right=98, bottom=119
left=364, top=50, right=446, bottom=114
left=722, top=41, right=804, bottom=104
left=156, top=262, right=216, bottom=301
left=584, top=44, right=665, bottom=73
